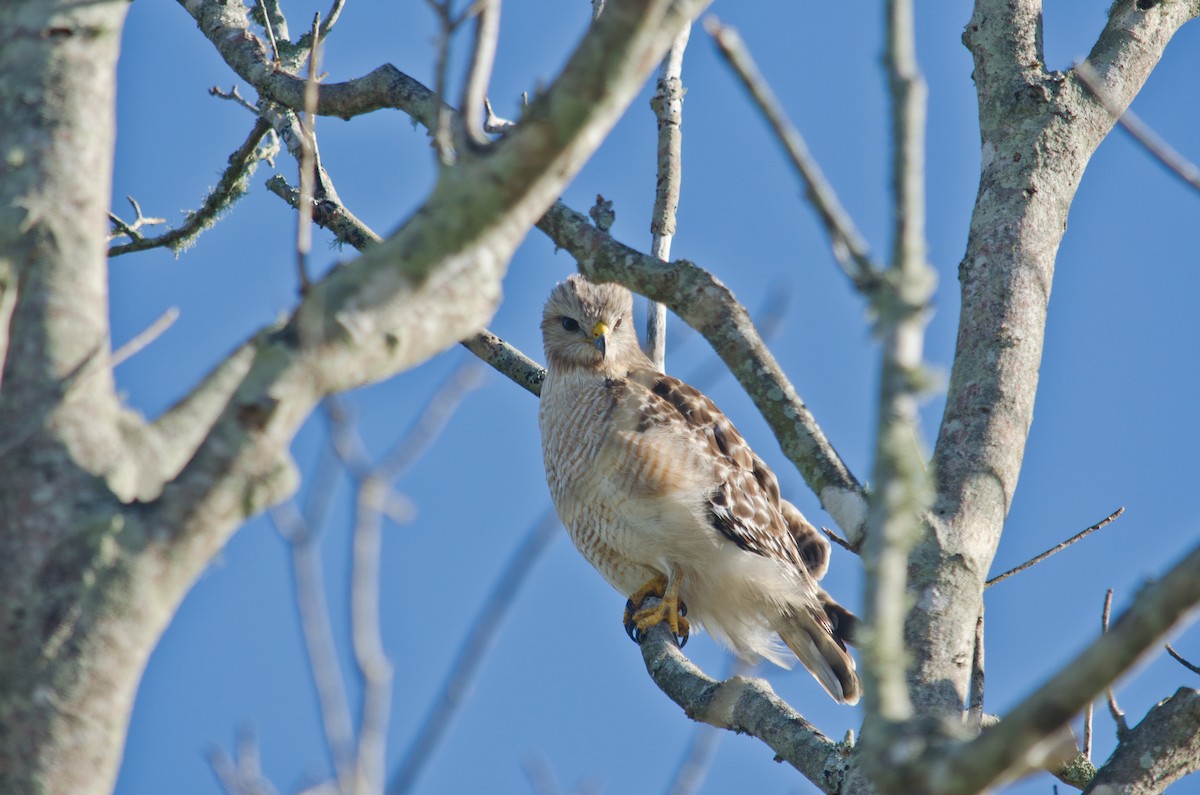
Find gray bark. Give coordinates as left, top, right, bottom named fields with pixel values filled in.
left=0, top=0, right=708, bottom=792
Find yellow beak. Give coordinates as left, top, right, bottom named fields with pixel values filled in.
left=591, top=321, right=609, bottom=357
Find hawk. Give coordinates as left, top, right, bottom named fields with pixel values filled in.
left=538, top=274, right=860, bottom=704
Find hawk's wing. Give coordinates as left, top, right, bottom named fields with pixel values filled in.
left=612, top=366, right=831, bottom=581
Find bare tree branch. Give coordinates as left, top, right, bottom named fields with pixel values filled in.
left=645, top=25, right=689, bottom=369
left=1084, top=688, right=1200, bottom=794
left=111, top=307, right=180, bottom=369
left=388, top=509, right=561, bottom=795
left=109, top=118, right=277, bottom=257
left=857, top=0, right=934, bottom=744
left=1074, top=59, right=1200, bottom=194
left=705, top=17, right=883, bottom=293
left=929, top=542, right=1200, bottom=794
left=985, top=507, right=1125, bottom=588
left=637, top=622, right=847, bottom=795
left=270, top=501, right=357, bottom=794
left=295, top=12, right=323, bottom=295
left=1165, top=643, right=1200, bottom=676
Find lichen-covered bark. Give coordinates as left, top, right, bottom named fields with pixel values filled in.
left=0, top=0, right=708, bottom=792
left=914, top=0, right=1200, bottom=721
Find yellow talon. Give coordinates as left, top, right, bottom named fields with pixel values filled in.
left=623, top=573, right=689, bottom=645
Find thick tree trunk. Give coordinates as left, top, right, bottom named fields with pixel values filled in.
left=0, top=1, right=139, bottom=793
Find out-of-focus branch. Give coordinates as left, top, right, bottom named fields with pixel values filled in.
left=461, top=0, right=501, bottom=147
left=269, top=501, right=357, bottom=794
left=264, top=174, right=545, bottom=396
left=929, top=542, right=1200, bottom=794
left=986, top=507, right=1125, bottom=588
left=110, top=307, right=180, bottom=369
left=1102, top=589, right=1130, bottom=737
left=645, top=25, right=689, bottom=369
left=318, top=360, right=482, bottom=795
left=109, top=118, right=277, bottom=257
left=857, top=0, right=933, bottom=757
left=705, top=17, right=882, bottom=294
left=1074, top=59, right=1200, bottom=194
left=387, top=508, right=561, bottom=795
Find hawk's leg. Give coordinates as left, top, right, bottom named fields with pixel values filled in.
left=623, top=572, right=689, bottom=648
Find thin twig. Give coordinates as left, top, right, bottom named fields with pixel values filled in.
left=109, top=118, right=276, bottom=257
left=985, top=507, right=1125, bottom=588
left=704, top=16, right=883, bottom=293
left=208, top=729, right=279, bottom=795
left=257, top=0, right=281, bottom=62
left=319, top=0, right=346, bottom=39
left=645, top=25, right=689, bottom=370
left=265, top=173, right=546, bottom=395
left=1165, top=643, right=1200, bottom=675
left=209, top=84, right=260, bottom=114
left=1102, top=588, right=1130, bottom=737
left=1075, top=59, right=1200, bottom=195
left=296, top=13, right=323, bottom=295
left=373, top=359, right=488, bottom=483
left=482, top=96, right=515, bottom=132
left=460, top=0, right=501, bottom=146
left=967, top=611, right=985, bottom=726
left=427, top=0, right=456, bottom=165
left=820, top=526, right=857, bottom=554
left=387, top=508, right=561, bottom=795
left=270, top=501, right=357, bottom=794
left=110, top=307, right=180, bottom=369
left=1083, top=690, right=1093, bottom=761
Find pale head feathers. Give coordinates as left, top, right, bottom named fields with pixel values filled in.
left=541, top=274, right=648, bottom=372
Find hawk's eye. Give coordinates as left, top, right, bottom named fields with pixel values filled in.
left=561, top=317, right=580, bottom=332
left=614, top=316, right=623, bottom=329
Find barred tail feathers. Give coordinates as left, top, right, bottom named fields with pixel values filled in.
left=776, top=605, right=861, bottom=705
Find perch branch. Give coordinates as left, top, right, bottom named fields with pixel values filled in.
left=637, top=622, right=846, bottom=795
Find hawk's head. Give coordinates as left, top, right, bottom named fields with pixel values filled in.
left=542, top=274, right=642, bottom=372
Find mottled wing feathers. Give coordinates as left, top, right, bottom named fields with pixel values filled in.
left=617, top=367, right=828, bottom=576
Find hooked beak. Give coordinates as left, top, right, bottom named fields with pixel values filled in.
left=591, top=321, right=609, bottom=358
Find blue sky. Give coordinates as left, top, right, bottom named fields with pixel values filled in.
left=109, top=2, right=1198, bottom=794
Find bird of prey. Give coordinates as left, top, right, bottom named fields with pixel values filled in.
left=538, top=274, right=859, bottom=704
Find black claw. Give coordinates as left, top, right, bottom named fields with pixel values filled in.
left=676, top=631, right=688, bottom=649
left=624, top=618, right=641, bottom=644
left=679, top=600, right=687, bottom=617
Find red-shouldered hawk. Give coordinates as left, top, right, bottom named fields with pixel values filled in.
left=538, top=274, right=860, bottom=704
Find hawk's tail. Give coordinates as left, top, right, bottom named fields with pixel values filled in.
left=776, top=593, right=861, bottom=705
